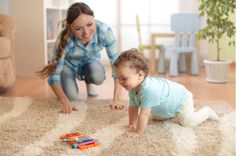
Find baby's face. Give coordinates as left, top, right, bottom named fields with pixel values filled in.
left=115, top=64, right=143, bottom=91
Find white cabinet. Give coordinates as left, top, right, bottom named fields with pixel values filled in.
left=10, top=0, right=71, bottom=76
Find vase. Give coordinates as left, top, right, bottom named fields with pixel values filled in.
left=203, top=59, right=231, bottom=83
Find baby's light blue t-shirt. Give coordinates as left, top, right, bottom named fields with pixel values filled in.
left=129, top=76, right=188, bottom=119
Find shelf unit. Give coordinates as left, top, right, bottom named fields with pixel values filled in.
left=45, top=0, right=70, bottom=62
left=10, top=0, right=72, bottom=76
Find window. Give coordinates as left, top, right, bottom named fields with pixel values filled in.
left=120, top=0, right=179, bottom=51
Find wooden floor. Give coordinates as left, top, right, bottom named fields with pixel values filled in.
left=1, top=64, right=235, bottom=109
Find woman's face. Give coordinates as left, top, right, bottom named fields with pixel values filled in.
left=70, top=14, right=96, bottom=45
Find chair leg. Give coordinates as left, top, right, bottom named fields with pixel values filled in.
left=158, top=47, right=165, bottom=74
left=169, top=53, right=178, bottom=76
left=191, top=53, right=199, bottom=75
left=178, top=53, right=186, bottom=72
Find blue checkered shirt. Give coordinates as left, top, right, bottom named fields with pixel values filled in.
left=48, top=20, right=119, bottom=85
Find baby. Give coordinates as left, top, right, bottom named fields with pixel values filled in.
left=113, top=48, right=220, bottom=138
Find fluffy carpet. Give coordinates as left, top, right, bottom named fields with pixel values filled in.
left=0, top=97, right=235, bottom=156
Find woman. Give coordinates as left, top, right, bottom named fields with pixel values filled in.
left=38, top=2, right=124, bottom=113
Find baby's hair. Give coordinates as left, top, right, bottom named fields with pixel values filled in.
left=114, top=48, right=149, bottom=76
left=37, top=2, right=94, bottom=78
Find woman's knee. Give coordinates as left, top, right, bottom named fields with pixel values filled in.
left=83, top=61, right=105, bottom=84
left=89, top=74, right=105, bottom=84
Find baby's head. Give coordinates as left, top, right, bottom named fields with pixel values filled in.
left=114, top=48, right=149, bottom=75
left=113, top=48, right=149, bottom=90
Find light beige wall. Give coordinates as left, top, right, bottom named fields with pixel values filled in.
left=10, top=0, right=46, bottom=76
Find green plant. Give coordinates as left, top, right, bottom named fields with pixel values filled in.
left=198, top=0, right=236, bottom=61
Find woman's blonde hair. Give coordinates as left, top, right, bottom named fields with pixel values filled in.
left=37, top=2, right=94, bottom=78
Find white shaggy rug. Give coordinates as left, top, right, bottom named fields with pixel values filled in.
left=0, top=97, right=235, bottom=156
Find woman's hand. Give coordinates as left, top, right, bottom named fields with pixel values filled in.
left=109, top=100, right=125, bottom=110
left=59, top=100, right=78, bottom=114
left=50, top=84, right=78, bottom=114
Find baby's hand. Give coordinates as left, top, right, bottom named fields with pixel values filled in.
left=125, top=131, right=140, bottom=138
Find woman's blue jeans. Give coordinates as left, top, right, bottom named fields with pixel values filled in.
left=60, top=61, right=105, bottom=101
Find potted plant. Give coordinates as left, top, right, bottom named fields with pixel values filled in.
left=198, top=0, right=236, bottom=83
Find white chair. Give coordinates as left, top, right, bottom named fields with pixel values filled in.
left=160, top=13, right=200, bottom=76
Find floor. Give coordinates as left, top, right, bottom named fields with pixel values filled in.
left=1, top=64, right=235, bottom=109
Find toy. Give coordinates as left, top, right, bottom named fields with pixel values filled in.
left=60, top=131, right=94, bottom=143
left=60, top=131, right=99, bottom=150
left=60, top=131, right=82, bottom=142
left=70, top=139, right=99, bottom=150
